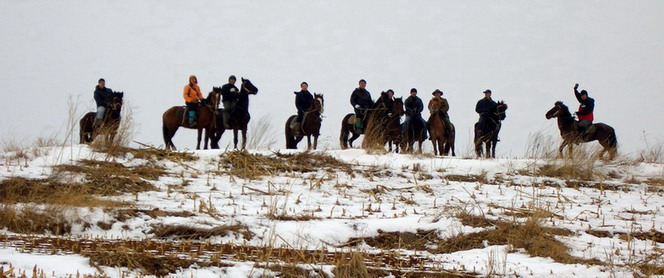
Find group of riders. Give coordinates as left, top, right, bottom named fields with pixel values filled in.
left=92, top=77, right=596, bottom=146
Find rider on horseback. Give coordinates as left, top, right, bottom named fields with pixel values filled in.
left=350, top=79, right=373, bottom=133
left=183, top=75, right=204, bottom=126
left=475, top=89, right=498, bottom=137
left=402, top=88, right=427, bottom=139
left=291, top=81, right=313, bottom=136
left=93, top=78, right=113, bottom=128
left=428, top=89, right=452, bottom=136
left=573, top=83, right=595, bottom=135
left=375, top=89, right=395, bottom=117
left=220, top=75, right=238, bottom=129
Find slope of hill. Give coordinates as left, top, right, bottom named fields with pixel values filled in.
left=0, top=143, right=662, bottom=277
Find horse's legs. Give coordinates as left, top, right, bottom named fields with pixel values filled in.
left=491, top=140, right=497, bottom=158
left=348, top=133, right=360, bottom=148
left=417, top=140, right=423, bottom=154
left=432, top=139, right=438, bottom=156
left=165, top=125, right=179, bottom=150
left=306, top=135, right=312, bottom=150
left=196, top=128, right=203, bottom=150
left=241, top=129, right=247, bottom=150
left=233, top=129, right=239, bottom=149
left=313, top=135, right=318, bottom=150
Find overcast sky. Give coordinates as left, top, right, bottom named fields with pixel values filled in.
left=1, top=1, right=662, bottom=157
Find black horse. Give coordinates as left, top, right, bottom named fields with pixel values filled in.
left=210, top=78, right=259, bottom=150
left=545, top=101, right=617, bottom=160
left=285, top=94, right=324, bottom=150
left=80, top=92, right=124, bottom=144
left=401, top=114, right=427, bottom=153
left=474, top=101, right=507, bottom=158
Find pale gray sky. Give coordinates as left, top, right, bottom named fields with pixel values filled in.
left=1, top=1, right=663, bottom=156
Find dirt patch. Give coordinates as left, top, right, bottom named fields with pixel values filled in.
left=350, top=229, right=440, bottom=251
left=445, top=174, right=479, bottom=183
left=114, top=208, right=195, bottom=222
left=586, top=229, right=613, bottom=238
left=150, top=224, right=253, bottom=240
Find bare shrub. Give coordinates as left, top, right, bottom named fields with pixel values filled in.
left=636, top=133, right=663, bottom=164
left=246, top=115, right=278, bottom=150
left=525, top=131, right=557, bottom=159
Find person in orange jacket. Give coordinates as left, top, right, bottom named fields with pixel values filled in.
left=183, top=75, right=204, bottom=125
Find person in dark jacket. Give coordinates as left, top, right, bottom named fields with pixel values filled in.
left=93, top=78, right=113, bottom=127
left=350, top=79, right=373, bottom=132
left=220, top=75, right=238, bottom=128
left=402, top=88, right=427, bottom=138
left=290, top=82, right=314, bottom=135
left=573, top=83, right=595, bottom=133
left=375, top=89, right=395, bottom=117
left=475, top=89, right=498, bottom=135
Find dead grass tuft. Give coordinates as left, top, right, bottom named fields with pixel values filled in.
left=109, top=145, right=197, bottom=162
left=52, top=159, right=161, bottom=195
left=86, top=248, right=195, bottom=276
left=150, top=224, right=253, bottom=240
left=0, top=177, right=123, bottom=207
left=333, top=252, right=370, bottom=278
left=220, top=150, right=351, bottom=179
left=445, top=174, right=480, bottom=183
left=537, top=160, right=600, bottom=182
left=0, top=205, right=72, bottom=235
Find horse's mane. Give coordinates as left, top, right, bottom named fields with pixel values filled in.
left=555, top=101, right=570, bottom=112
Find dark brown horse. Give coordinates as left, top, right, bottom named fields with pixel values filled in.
left=474, top=101, right=507, bottom=158
left=339, top=97, right=404, bottom=151
left=162, top=88, right=220, bottom=150
left=285, top=94, right=324, bottom=150
left=80, top=92, right=124, bottom=144
left=401, top=113, right=427, bottom=153
left=427, top=112, right=456, bottom=156
left=210, top=78, right=258, bottom=150
left=545, top=101, right=617, bottom=160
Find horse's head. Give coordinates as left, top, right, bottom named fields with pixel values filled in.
left=394, top=97, right=404, bottom=116
left=496, top=101, right=508, bottom=121
left=240, top=78, right=258, bottom=94
left=313, top=93, right=324, bottom=114
left=109, top=92, right=124, bottom=110
left=545, top=101, right=569, bottom=119
left=208, top=87, right=222, bottom=108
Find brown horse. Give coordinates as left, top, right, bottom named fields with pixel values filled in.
left=545, top=101, right=617, bottom=160
left=80, top=92, right=124, bottom=144
left=427, top=112, right=456, bottom=156
left=162, top=88, right=220, bottom=150
left=210, top=78, right=258, bottom=150
left=285, top=94, right=324, bottom=150
left=339, top=97, right=404, bottom=151
left=474, top=101, right=507, bottom=158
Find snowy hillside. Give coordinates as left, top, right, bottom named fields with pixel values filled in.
left=0, top=143, right=662, bottom=277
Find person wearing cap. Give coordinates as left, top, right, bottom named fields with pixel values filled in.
left=475, top=89, right=498, bottom=133
left=350, top=79, right=373, bottom=132
left=573, top=83, right=595, bottom=134
left=93, top=78, right=113, bottom=128
left=428, top=89, right=452, bottom=136
left=375, top=89, right=395, bottom=117
left=291, top=82, right=313, bottom=136
left=402, top=88, right=427, bottom=138
left=220, top=75, right=239, bottom=128
left=183, top=75, right=204, bottom=126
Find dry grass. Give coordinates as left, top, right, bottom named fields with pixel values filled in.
left=537, top=158, right=600, bottom=182
left=0, top=205, right=72, bottom=235
left=52, top=159, right=162, bottom=195
left=150, top=224, right=253, bottom=240
left=86, top=249, right=210, bottom=276
left=246, top=115, right=278, bottom=150
left=0, top=177, right=123, bottom=207
left=333, top=252, right=370, bottom=278
left=525, top=131, right=557, bottom=159
left=220, top=150, right=351, bottom=179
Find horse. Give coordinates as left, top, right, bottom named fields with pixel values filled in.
left=162, top=88, right=220, bottom=150
left=401, top=113, right=427, bottom=153
left=545, top=101, right=617, bottom=160
left=427, top=112, right=456, bottom=156
left=382, top=98, right=404, bottom=152
left=285, top=94, right=324, bottom=150
left=339, top=97, right=404, bottom=151
left=79, top=92, right=124, bottom=144
left=209, top=78, right=259, bottom=150
left=474, top=101, right=507, bottom=158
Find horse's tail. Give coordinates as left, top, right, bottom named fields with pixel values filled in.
left=607, top=127, right=618, bottom=159
left=340, top=114, right=351, bottom=149
left=285, top=116, right=296, bottom=149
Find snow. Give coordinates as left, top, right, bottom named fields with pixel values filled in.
left=1, top=144, right=663, bottom=276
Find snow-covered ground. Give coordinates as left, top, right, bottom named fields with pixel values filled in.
left=0, top=144, right=662, bottom=277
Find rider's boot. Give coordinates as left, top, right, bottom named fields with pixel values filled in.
left=188, top=111, right=197, bottom=127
